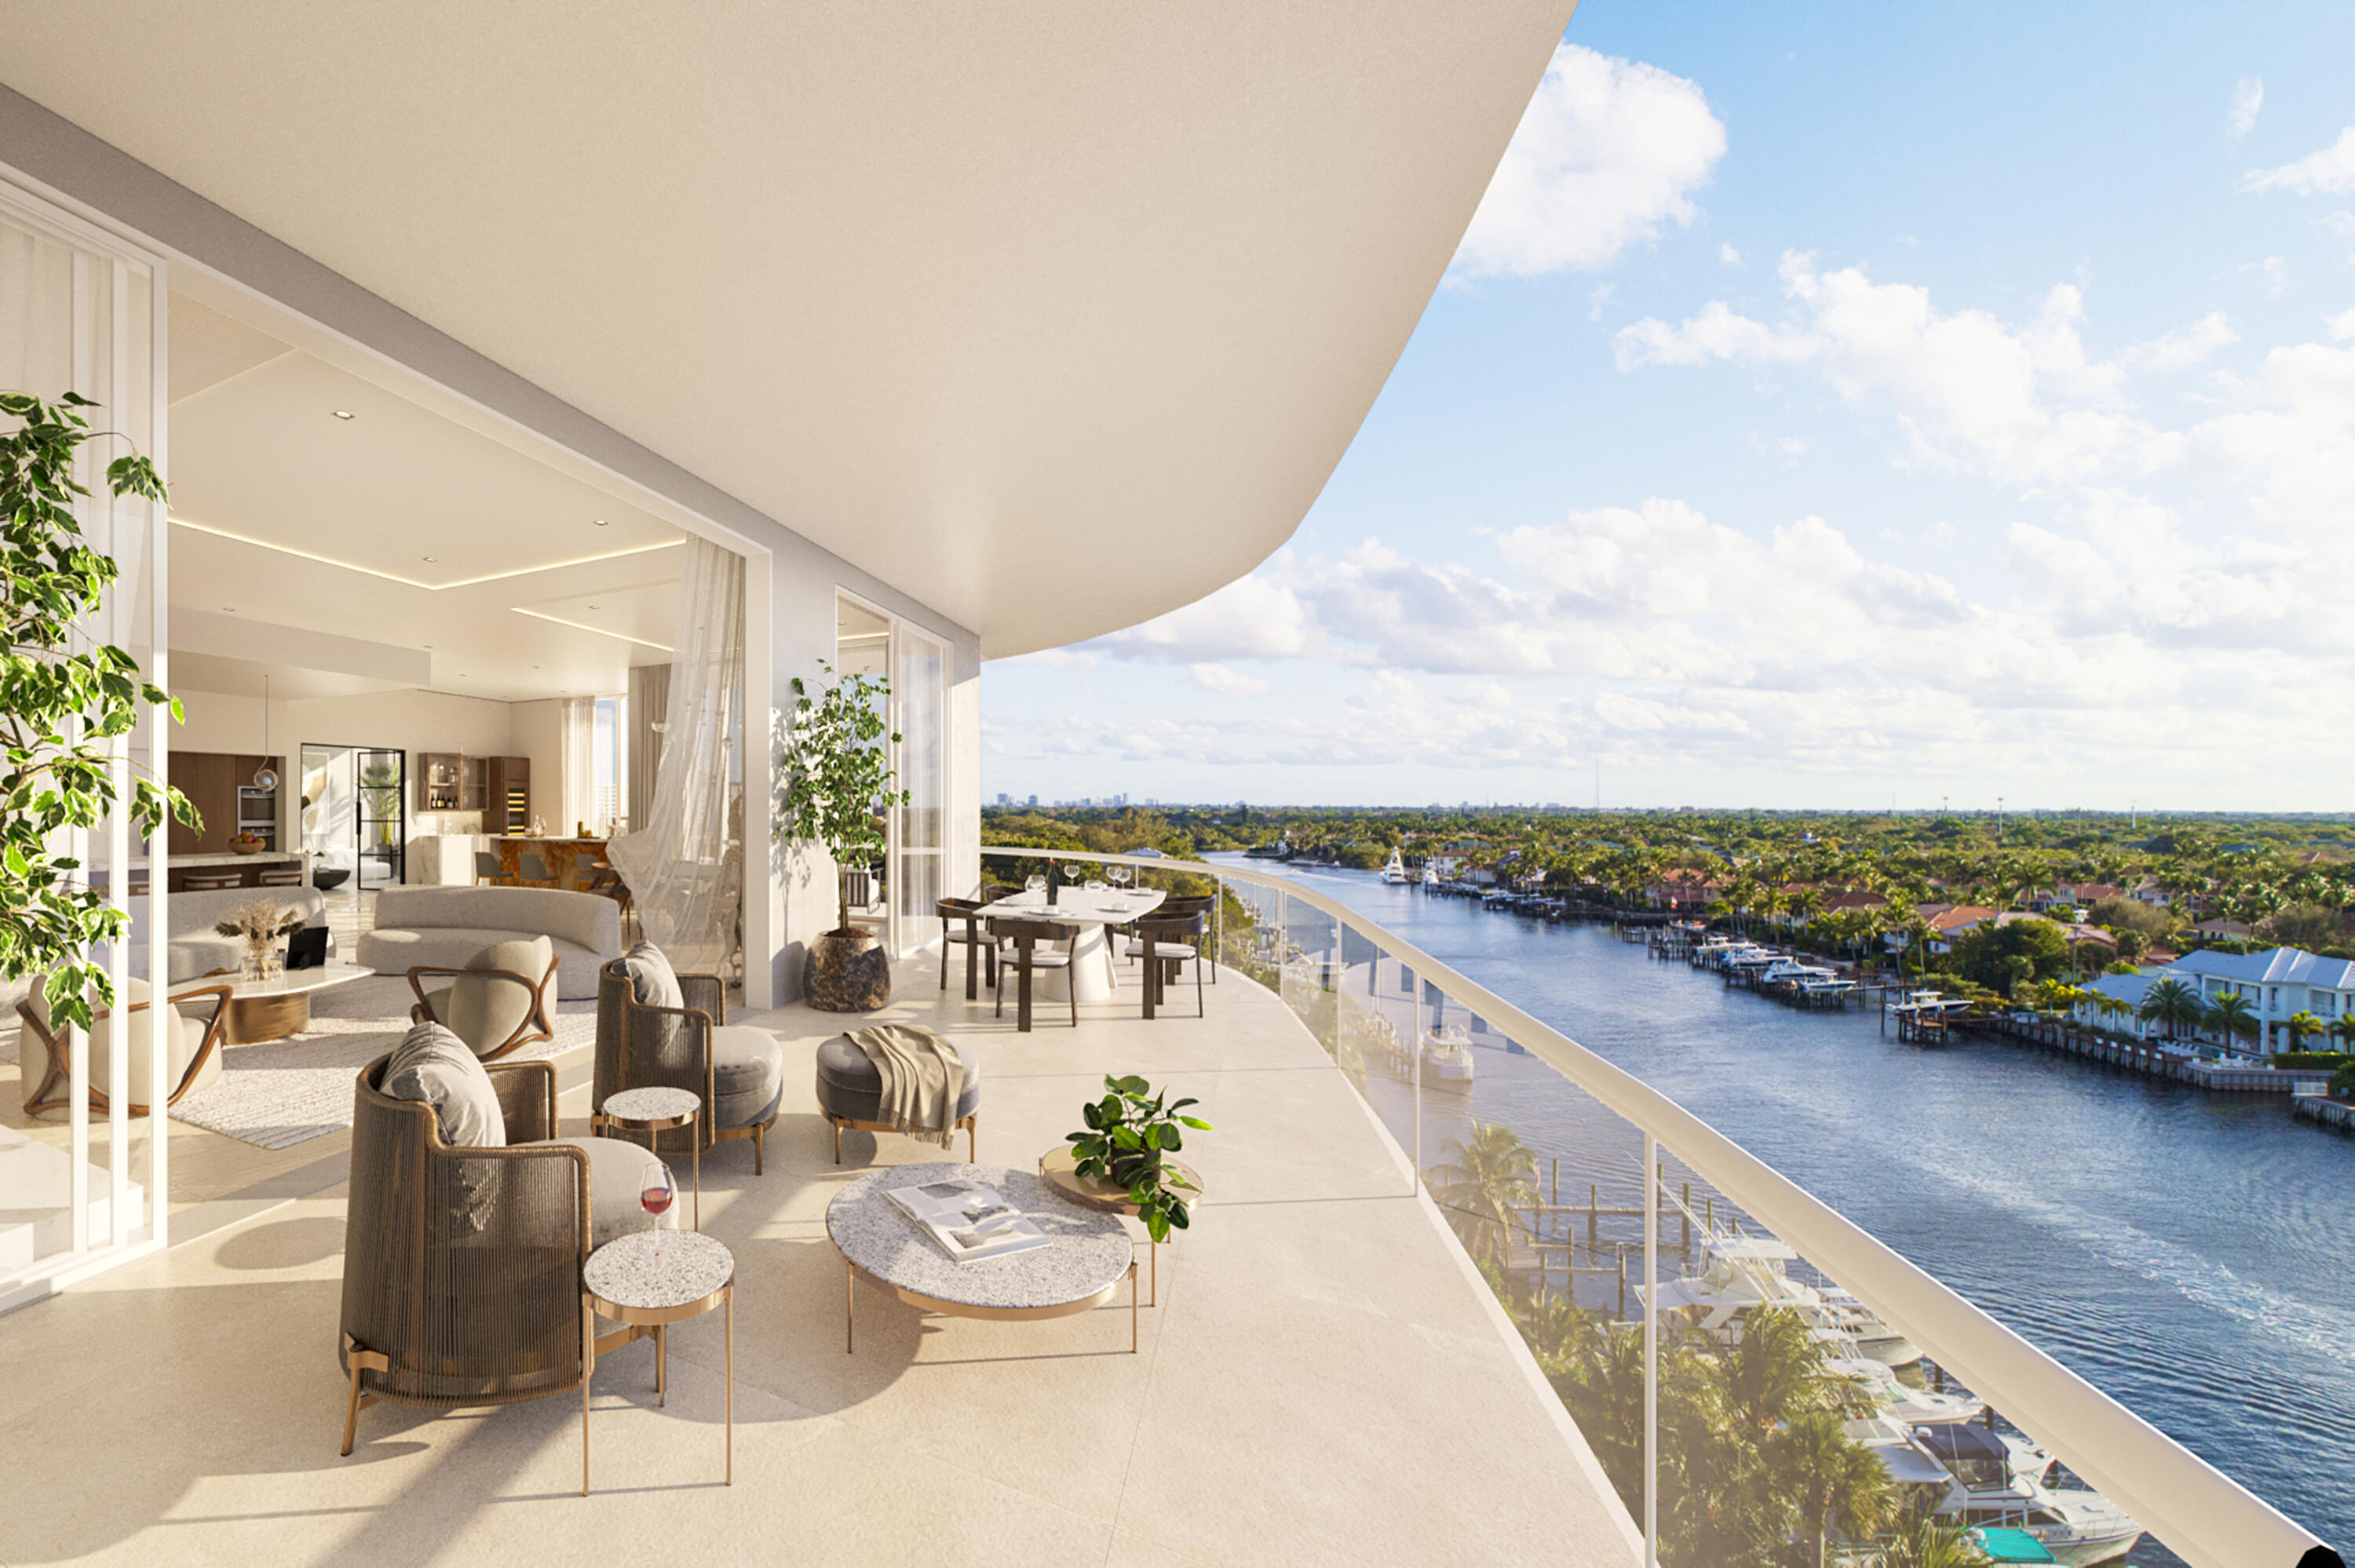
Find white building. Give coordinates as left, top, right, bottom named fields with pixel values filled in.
left=2073, top=946, right=2355, bottom=1052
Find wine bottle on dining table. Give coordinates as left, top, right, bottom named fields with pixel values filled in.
left=1047, top=861, right=1060, bottom=906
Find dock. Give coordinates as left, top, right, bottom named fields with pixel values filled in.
left=2294, top=1095, right=2355, bottom=1133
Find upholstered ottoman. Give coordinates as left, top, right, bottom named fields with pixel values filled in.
left=814, top=1035, right=981, bottom=1164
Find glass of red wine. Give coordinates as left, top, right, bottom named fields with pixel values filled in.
left=641, top=1162, right=675, bottom=1257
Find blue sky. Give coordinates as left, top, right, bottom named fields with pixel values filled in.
left=983, top=2, right=2355, bottom=811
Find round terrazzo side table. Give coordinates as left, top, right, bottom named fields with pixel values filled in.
left=826, top=1162, right=1137, bottom=1355
left=581, top=1228, right=734, bottom=1496
left=594, top=1085, right=703, bottom=1230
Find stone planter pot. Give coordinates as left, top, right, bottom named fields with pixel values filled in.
left=805, top=927, right=890, bottom=1012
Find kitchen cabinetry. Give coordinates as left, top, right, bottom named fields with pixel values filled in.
left=167, top=753, right=283, bottom=855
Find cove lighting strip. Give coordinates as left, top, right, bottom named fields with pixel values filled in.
left=508, top=607, right=674, bottom=652
left=168, top=514, right=682, bottom=589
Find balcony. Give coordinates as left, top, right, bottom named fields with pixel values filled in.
left=0, top=895, right=1638, bottom=1564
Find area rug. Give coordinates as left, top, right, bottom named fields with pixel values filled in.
left=167, top=975, right=597, bottom=1150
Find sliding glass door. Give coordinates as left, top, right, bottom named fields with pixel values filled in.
left=893, top=625, right=948, bottom=958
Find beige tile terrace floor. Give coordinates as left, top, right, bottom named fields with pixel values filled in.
left=0, top=946, right=1639, bottom=1567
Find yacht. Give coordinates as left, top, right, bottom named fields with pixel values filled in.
left=1421, top=1022, right=1475, bottom=1085
left=1382, top=848, right=1409, bottom=884
left=1914, top=1423, right=2145, bottom=1566
left=1643, top=1235, right=1924, bottom=1366
left=1828, top=1355, right=1987, bottom=1428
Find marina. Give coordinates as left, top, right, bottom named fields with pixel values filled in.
left=1221, top=855, right=2355, bottom=1565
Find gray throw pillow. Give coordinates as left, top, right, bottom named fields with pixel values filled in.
left=382, top=1019, right=506, bottom=1149
left=623, top=939, right=683, bottom=1011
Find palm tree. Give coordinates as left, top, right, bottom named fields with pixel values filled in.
left=2331, top=1012, right=2355, bottom=1052
left=1426, top=1121, right=1536, bottom=1267
left=1772, top=1409, right=1896, bottom=1568
left=2138, top=977, right=2203, bottom=1041
left=1720, top=1307, right=1846, bottom=1437
left=2283, top=1010, right=2328, bottom=1056
left=1877, top=1515, right=1993, bottom=1568
left=2205, top=990, right=2261, bottom=1056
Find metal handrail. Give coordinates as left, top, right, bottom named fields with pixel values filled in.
left=981, top=845, right=2335, bottom=1568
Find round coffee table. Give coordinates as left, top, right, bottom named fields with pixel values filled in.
left=595, top=1086, right=703, bottom=1229
left=582, top=1228, right=734, bottom=1496
left=827, top=1161, right=1137, bottom=1354
left=1037, top=1147, right=1201, bottom=1307
left=187, top=962, right=374, bottom=1044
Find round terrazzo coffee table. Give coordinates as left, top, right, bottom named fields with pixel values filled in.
left=594, top=1085, right=703, bottom=1229
left=827, top=1162, right=1137, bottom=1355
left=1037, top=1147, right=1202, bottom=1308
left=582, top=1228, right=734, bottom=1496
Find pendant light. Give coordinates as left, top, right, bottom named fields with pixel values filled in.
left=252, top=675, right=279, bottom=792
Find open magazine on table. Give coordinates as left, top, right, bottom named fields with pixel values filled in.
left=885, top=1177, right=1053, bottom=1263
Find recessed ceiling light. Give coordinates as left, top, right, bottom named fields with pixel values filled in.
left=221, top=606, right=236, bottom=612
left=592, top=518, right=609, bottom=527
left=586, top=604, right=600, bottom=610
left=422, top=556, right=438, bottom=563
left=422, top=644, right=433, bottom=649
left=332, top=410, right=355, bottom=421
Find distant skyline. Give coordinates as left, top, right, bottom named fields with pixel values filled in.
left=983, top=3, right=2355, bottom=811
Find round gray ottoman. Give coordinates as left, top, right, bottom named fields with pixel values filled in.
left=814, top=1035, right=982, bottom=1164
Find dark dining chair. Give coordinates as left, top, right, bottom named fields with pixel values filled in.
left=937, top=895, right=998, bottom=1000
left=992, top=917, right=1079, bottom=1032
left=1127, top=895, right=1214, bottom=984
left=1134, top=910, right=1208, bottom=1019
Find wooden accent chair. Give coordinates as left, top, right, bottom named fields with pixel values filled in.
left=405, top=936, right=560, bottom=1060
left=15, top=976, right=233, bottom=1115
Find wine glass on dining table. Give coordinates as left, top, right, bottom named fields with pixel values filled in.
left=1024, top=873, right=1048, bottom=902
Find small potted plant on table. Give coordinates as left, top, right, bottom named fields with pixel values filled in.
left=1066, top=1074, right=1210, bottom=1242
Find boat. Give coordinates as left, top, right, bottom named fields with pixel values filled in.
left=1382, top=848, right=1409, bottom=885
left=1421, top=1022, right=1475, bottom=1085
left=1827, top=1355, right=1985, bottom=1428
left=1642, top=1234, right=1924, bottom=1366
left=1913, top=1422, right=2145, bottom=1566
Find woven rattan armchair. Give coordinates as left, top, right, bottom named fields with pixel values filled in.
left=593, top=961, right=782, bottom=1172
left=338, top=1055, right=589, bottom=1455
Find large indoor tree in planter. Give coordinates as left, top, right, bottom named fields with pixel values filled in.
left=2, top=391, right=196, bottom=1035
left=776, top=658, right=906, bottom=1010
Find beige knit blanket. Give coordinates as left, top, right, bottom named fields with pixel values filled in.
left=846, top=1025, right=966, bottom=1149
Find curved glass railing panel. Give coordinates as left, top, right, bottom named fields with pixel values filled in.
left=982, top=847, right=2337, bottom=1568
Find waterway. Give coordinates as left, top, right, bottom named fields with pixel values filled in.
left=1218, top=857, right=2354, bottom=1565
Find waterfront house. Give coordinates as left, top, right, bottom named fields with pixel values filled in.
left=2073, top=946, right=2355, bottom=1054
left=1922, top=904, right=1999, bottom=954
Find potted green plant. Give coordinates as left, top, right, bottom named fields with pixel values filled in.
left=2, top=391, right=196, bottom=1031
left=776, top=658, right=907, bottom=1010
left=1066, top=1074, right=1210, bottom=1242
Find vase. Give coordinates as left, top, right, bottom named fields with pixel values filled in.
left=805, top=927, right=890, bottom=1012
left=1109, top=1146, right=1163, bottom=1190
left=243, top=936, right=271, bottom=980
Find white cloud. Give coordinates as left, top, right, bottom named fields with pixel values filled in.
left=2328, top=306, right=2355, bottom=341
left=2116, top=311, right=2238, bottom=373
left=1720, top=242, right=1743, bottom=267
left=1189, top=662, right=1268, bottom=698
left=1451, top=44, right=1726, bottom=279
left=1614, top=253, right=2180, bottom=486
left=2229, top=78, right=2265, bottom=139
left=1588, top=283, right=1616, bottom=321
left=1096, top=569, right=1316, bottom=662
left=2243, top=121, right=2355, bottom=195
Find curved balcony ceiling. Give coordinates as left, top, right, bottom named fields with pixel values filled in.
left=0, top=4, right=1570, bottom=655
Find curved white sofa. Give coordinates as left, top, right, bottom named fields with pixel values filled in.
left=130, top=884, right=334, bottom=985
left=357, top=886, right=622, bottom=1001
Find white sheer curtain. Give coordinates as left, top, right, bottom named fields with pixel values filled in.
left=558, top=697, right=595, bottom=836
left=604, top=539, right=745, bottom=972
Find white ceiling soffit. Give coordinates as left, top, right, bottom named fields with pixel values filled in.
left=0, top=4, right=1571, bottom=656
left=163, top=295, right=685, bottom=704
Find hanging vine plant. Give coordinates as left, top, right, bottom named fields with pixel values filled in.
left=1, top=390, right=196, bottom=1032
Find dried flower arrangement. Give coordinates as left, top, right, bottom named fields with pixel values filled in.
left=210, top=902, right=306, bottom=943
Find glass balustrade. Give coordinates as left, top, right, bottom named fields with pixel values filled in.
left=981, top=846, right=2337, bottom=1568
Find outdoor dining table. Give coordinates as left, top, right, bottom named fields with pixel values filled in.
left=975, top=887, right=1164, bottom=1003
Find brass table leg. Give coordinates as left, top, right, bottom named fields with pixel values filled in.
left=692, top=1112, right=701, bottom=1231
left=845, top=1258, right=855, bottom=1353
left=656, top=1322, right=666, bottom=1407
left=581, top=1295, right=594, bottom=1497
left=725, top=1284, right=734, bottom=1486
left=1130, top=1262, right=1139, bottom=1352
